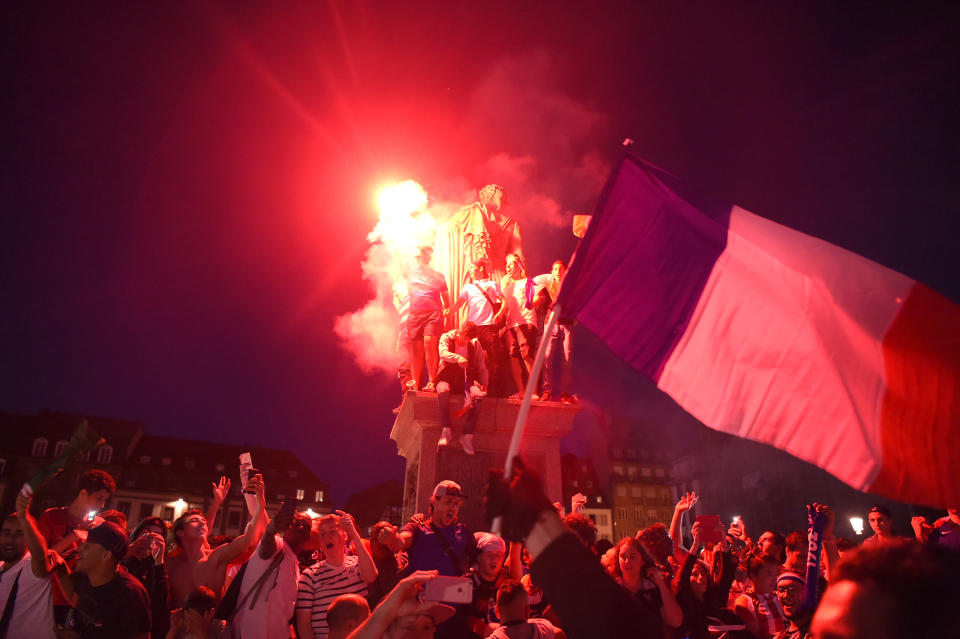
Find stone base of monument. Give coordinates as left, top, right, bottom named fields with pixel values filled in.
left=390, top=391, right=580, bottom=533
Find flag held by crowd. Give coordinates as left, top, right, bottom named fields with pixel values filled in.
left=557, top=155, right=960, bottom=508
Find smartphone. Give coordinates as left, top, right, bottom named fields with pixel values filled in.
left=423, top=576, right=473, bottom=604
left=239, top=452, right=257, bottom=494
left=695, top=514, right=724, bottom=545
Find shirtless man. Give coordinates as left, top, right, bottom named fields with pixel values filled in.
left=166, top=473, right=267, bottom=606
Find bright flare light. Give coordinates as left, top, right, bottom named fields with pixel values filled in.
left=850, top=516, right=864, bottom=535
left=377, top=180, right=428, bottom=218
left=305, top=508, right=320, bottom=518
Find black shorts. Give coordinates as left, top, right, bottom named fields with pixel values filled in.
left=408, top=310, right=444, bottom=340
left=505, top=323, right=538, bottom=359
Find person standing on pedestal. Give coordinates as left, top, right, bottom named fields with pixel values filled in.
left=453, top=261, right=506, bottom=397
left=436, top=321, right=488, bottom=455
left=406, top=246, right=452, bottom=393
left=539, top=260, right=576, bottom=404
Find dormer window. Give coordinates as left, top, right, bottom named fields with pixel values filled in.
left=97, top=445, right=113, bottom=465
left=54, top=440, right=70, bottom=458
left=140, top=455, right=151, bottom=464
left=32, top=438, right=49, bottom=458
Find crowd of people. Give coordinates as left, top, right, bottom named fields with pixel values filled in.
left=2, top=464, right=958, bottom=639
left=393, top=185, right=577, bottom=455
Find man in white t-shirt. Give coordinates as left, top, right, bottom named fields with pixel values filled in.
left=296, top=511, right=377, bottom=639
left=499, top=254, right=550, bottom=399
left=0, top=493, right=56, bottom=639
left=454, top=261, right=506, bottom=395
left=232, top=504, right=314, bottom=638
left=489, top=579, right=564, bottom=639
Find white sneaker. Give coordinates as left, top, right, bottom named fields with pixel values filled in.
left=438, top=428, right=453, bottom=449
left=459, top=434, right=476, bottom=455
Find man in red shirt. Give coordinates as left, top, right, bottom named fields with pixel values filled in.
left=37, top=469, right=116, bottom=623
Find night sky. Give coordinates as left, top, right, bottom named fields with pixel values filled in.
left=3, top=2, right=958, bottom=504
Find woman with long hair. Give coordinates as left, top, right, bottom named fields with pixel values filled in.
left=602, top=536, right=683, bottom=631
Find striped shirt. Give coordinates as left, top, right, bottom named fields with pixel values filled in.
left=296, top=555, right=367, bottom=639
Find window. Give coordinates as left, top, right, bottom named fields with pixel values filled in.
left=161, top=458, right=172, bottom=467
left=32, top=438, right=48, bottom=458
left=117, top=501, right=131, bottom=517
left=54, top=440, right=70, bottom=458
left=617, top=508, right=627, bottom=520
left=616, top=485, right=627, bottom=497
left=613, top=465, right=624, bottom=476
left=97, top=445, right=113, bottom=464
left=572, top=479, right=579, bottom=487
left=585, top=480, right=594, bottom=488
left=645, top=487, right=657, bottom=499
left=138, top=503, right=154, bottom=520
left=633, top=507, right=642, bottom=520
left=227, top=510, right=242, bottom=529
left=288, top=470, right=298, bottom=479
left=185, top=459, right=196, bottom=469
left=77, top=450, right=91, bottom=462
left=647, top=509, right=658, bottom=520
left=296, top=488, right=305, bottom=500
left=655, top=468, right=665, bottom=478
left=580, top=464, right=588, bottom=474
left=625, top=449, right=637, bottom=460
left=315, top=490, right=323, bottom=503
left=216, top=463, right=225, bottom=472
left=597, top=514, right=609, bottom=526
left=641, top=467, right=652, bottom=477
left=627, top=467, right=637, bottom=478
left=611, top=447, right=623, bottom=460
left=140, top=455, right=151, bottom=464
left=631, top=486, right=642, bottom=497
left=162, top=506, right=175, bottom=521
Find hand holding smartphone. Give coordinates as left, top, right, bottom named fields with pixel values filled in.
left=422, top=576, right=473, bottom=604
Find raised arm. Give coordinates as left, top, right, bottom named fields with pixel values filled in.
left=337, top=510, right=378, bottom=584
left=347, top=571, right=439, bottom=639
left=211, top=474, right=266, bottom=567
left=669, top=491, right=697, bottom=557
left=16, top=493, right=53, bottom=578
left=205, top=476, right=231, bottom=531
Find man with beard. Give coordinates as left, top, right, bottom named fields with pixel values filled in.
left=54, top=521, right=151, bottom=639
left=0, top=492, right=56, bottom=638
left=380, top=481, right=478, bottom=578
left=166, top=473, right=267, bottom=606
left=230, top=504, right=320, bottom=638
left=296, top=510, right=376, bottom=639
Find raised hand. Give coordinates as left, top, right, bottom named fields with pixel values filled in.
left=336, top=510, right=360, bottom=540
left=211, top=476, right=231, bottom=503
left=676, top=491, right=699, bottom=513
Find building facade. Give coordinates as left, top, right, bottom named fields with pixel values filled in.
left=0, top=411, right=331, bottom=535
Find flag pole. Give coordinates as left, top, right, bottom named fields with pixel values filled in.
left=492, top=305, right=560, bottom=535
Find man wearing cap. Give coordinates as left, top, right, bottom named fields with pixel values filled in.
left=381, top=482, right=478, bottom=577
left=458, top=532, right=522, bottom=636
left=862, top=505, right=897, bottom=547
left=54, top=521, right=152, bottom=639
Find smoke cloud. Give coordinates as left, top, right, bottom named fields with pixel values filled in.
left=335, top=53, right=610, bottom=376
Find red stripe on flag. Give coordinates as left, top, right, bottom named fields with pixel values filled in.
left=872, top=283, right=960, bottom=507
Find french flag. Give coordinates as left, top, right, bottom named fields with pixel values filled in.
left=558, top=156, right=959, bottom=508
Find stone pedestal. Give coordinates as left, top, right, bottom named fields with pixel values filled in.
left=390, top=392, right=580, bottom=532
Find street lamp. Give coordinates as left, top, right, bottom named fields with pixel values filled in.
left=849, top=516, right=864, bottom=535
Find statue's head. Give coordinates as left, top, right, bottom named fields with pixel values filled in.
left=478, top=184, right=505, bottom=213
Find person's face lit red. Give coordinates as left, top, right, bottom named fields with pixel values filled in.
left=477, top=550, right=505, bottom=580
left=0, top=520, right=25, bottom=563
left=181, top=515, right=207, bottom=541
left=690, top=562, right=709, bottom=595
left=618, top=544, right=641, bottom=577
left=551, top=262, right=566, bottom=280
left=431, top=496, right=460, bottom=528
left=811, top=580, right=895, bottom=639
left=777, top=581, right=805, bottom=619
left=868, top=512, right=891, bottom=535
